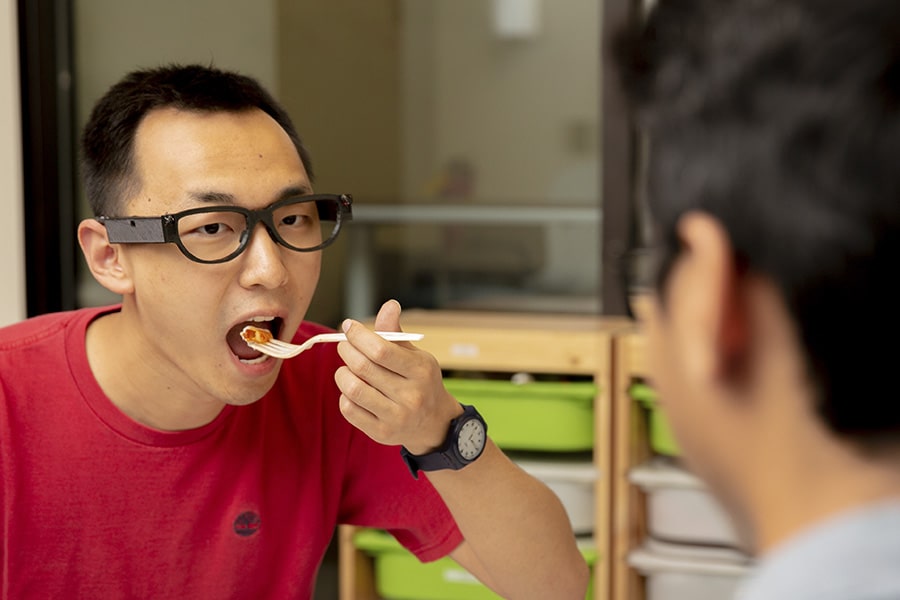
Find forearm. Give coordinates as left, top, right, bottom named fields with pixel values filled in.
left=428, top=440, right=590, bottom=600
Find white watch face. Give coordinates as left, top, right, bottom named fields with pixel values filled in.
left=457, top=418, right=486, bottom=460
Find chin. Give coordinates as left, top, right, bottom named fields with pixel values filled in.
left=223, top=396, right=265, bottom=408
left=219, top=379, right=276, bottom=407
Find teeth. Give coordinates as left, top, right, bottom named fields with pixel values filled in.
left=249, top=316, right=275, bottom=323
left=240, top=354, right=271, bottom=365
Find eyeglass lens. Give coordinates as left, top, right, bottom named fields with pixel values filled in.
left=176, top=198, right=338, bottom=262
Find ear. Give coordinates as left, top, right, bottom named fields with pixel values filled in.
left=674, top=212, right=748, bottom=383
left=77, top=219, right=135, bottom=296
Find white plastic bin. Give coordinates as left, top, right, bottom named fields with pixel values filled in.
left=629, top=539, right=753, bottom=600
left=629, top=459, right=743, bottom=549
left=514, top=456, right=597, bottom=535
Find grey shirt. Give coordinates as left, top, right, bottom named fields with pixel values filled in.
left=736, top=500, right=900, bottom=600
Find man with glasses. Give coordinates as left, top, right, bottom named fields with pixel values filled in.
left=0, top=64, right=587, bottom=598
left=616, top=0, right=900, bottom=598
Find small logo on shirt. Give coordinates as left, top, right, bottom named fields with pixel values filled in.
left=233, top=511, right=261, bottom=537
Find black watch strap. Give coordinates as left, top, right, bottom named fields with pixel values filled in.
left=400, top=404, right=487, bottom=479
left=400, top=446, right=457, bottom=477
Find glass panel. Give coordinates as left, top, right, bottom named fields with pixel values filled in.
left=391, top=0, right=602, bottom=316
left=276, top=0, right=602, bottom=320
left=398, top=1, right=600, bottom=208
left=73, top=0, right=602, bottom=325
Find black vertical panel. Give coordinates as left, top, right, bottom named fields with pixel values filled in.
left=17, top=0, right=77, bottom=316
left=600, top=0, right=639, bottom=316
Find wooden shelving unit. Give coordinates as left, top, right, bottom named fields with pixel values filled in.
left=610, top=328, right=651, bottom=600
left=338, top=309, right=630, bottom=600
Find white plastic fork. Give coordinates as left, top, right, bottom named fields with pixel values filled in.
left=241, top=327, right=424, bottom=359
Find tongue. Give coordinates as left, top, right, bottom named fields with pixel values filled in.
left=227, top=322, right=265, bottom=360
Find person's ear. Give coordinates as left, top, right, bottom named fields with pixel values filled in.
left=674, top=212, right=749, bottom=383
left=77, top=219, right=135, bottom=296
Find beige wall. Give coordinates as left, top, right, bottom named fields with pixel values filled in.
left=399, top=1, right=601, bottom=295
left=75, top=0, right=277, bottom=129
left=405, top=0, right=600, bottom=204
left=0, top=0, right=26, bottom=326
left=276, top=0, right=401, bottom=200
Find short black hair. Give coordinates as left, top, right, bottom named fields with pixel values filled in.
left=81, top=63, right=314, bottom=217
left=615, top=0, right=900, bottom=445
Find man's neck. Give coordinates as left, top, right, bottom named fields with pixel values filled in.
left=749, top=429, right=900, bottom=554
left=84, top=311, right=227, bottom=431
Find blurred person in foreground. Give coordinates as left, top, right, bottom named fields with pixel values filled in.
left=0, top=64, right=587, bottom=599
left=615, top=0, right=900, bottom=598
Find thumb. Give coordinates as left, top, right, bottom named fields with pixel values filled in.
left=373, top=299, right=403, bottom=333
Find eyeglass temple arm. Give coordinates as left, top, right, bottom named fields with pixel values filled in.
left=99, top=216, right=170, bottom=244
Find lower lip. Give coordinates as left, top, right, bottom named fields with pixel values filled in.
left=230, top=350, right=280, bottom=376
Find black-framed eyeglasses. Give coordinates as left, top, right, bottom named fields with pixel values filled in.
left=99, top=193, right=353, bottom=264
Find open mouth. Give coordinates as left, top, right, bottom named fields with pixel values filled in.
left=227, top=316, right=284, bottom=362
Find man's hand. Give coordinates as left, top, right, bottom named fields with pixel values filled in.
left=334, top=299, right=463, bottom=454
left=334, top=299, right=589, bottom=599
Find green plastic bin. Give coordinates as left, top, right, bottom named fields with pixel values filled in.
left=442, top=378, right=597, bottom=451
left=629, top=383, right=680, bottom=456
left=353, top=528, right=598, bottom=600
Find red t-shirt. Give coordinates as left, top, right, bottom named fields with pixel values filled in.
left=0, top=306, right=462, bottom=598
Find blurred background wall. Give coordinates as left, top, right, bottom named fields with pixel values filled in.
left=0, top=0, right=26, bottom=326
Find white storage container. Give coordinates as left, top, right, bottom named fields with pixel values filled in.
left=629, top=539, right=753, bottom=600
left=514, top=456, right=597, bottom=535
left=629, top=459, right=743, bottom=549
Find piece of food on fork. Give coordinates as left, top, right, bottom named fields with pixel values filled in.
left=241, top=325, right=274, bottom=345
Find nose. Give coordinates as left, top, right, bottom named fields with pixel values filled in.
left=236, top=223, right=289, bottom=289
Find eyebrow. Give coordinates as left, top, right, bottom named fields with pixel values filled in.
left=187, top=184, right=313, bottom=206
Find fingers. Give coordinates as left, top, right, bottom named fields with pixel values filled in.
left=337, top=330, right=442, bottom=405
left=339, top=301, right=418, bottom=375
left=373, top=299, right=402, bottom=332
left=335, top=365, right=394, bottom=444
left=334, top=364, right=425, bottom=446
left=337, top=334, right=405, bottom=393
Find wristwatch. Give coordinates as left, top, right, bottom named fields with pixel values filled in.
left=400, top=404, right=488, bottom=479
